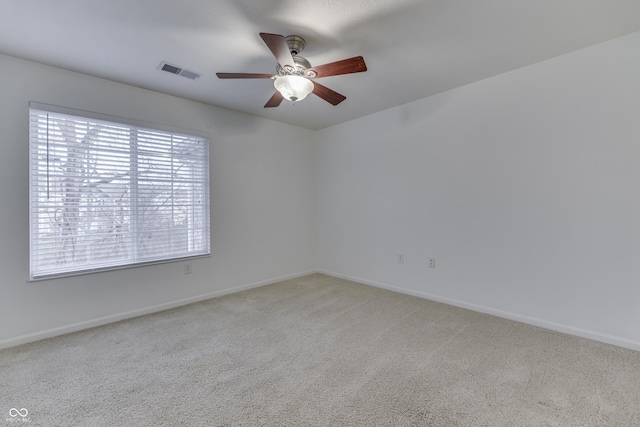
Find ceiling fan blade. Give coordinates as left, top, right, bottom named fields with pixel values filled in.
left=264, top=91, right=284, bottom=108
left=216, top=73, right=273, bottom=79
left=312, top=82, right=346, bottom=106
left=259, top=33, right=295, bottom=68
left=308, top=56, right=367, bottom=78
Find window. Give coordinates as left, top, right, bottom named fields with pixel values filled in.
left=29, top=103, right=210, bottom=280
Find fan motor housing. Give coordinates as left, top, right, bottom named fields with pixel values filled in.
left=275, top=35, right=314, bottom=77
left=277, top=55, right=316, bottom=78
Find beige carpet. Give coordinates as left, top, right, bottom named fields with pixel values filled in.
left=2, top=273, right=640, bottom=426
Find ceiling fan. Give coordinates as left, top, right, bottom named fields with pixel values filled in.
left=216, top=33, right=367, bottom=108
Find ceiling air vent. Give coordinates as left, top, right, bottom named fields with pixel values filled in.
left=158, top=62, right=200, bottom=80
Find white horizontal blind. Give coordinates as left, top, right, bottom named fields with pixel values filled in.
left=29, top=106, right=210, bottom=279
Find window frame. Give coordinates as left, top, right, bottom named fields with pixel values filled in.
left=28, top=102, right=211, bottom=281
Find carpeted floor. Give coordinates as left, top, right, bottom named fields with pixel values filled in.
left=2, top=273, right=640, bottom=426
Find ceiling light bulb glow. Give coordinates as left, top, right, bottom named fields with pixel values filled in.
left=274, top=75, right=313, bottom=102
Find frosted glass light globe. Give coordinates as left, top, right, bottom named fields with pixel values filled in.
left=274, top=75, right=314, bottom=102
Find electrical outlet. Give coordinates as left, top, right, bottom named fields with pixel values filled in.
left=428, top=258, right=436, bottom=268
left=184, top=263, right=192, bottom=274
left=397, top=254, right=404, bottom=264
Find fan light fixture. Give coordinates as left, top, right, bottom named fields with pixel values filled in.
left=217, top=33, right=367, bottom=108
left=274, top=75, right=313, bottom=102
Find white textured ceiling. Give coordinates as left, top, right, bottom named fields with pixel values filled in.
left=1, top=0, right=640, bottom=130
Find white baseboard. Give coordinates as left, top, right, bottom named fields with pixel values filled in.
left=317, top=269, right=640, bottom=353
left=6, top=268, right=638, bottom=353
left=0, top=269, right=316, bottom=350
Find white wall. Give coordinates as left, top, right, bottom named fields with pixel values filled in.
left=0, top=54, right=317, bottom=348
left=316, top=32, right=640, bottom=350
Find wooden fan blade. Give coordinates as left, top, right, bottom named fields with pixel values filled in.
left=216, top=73, right=273, bottom=79
left=308, top=56, right=367, bottom=78
left=259, top=33, right=295, bottom=68
left=312, top=82, right=346, bottom=106
left=264, top=91, right=284, bottom=108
